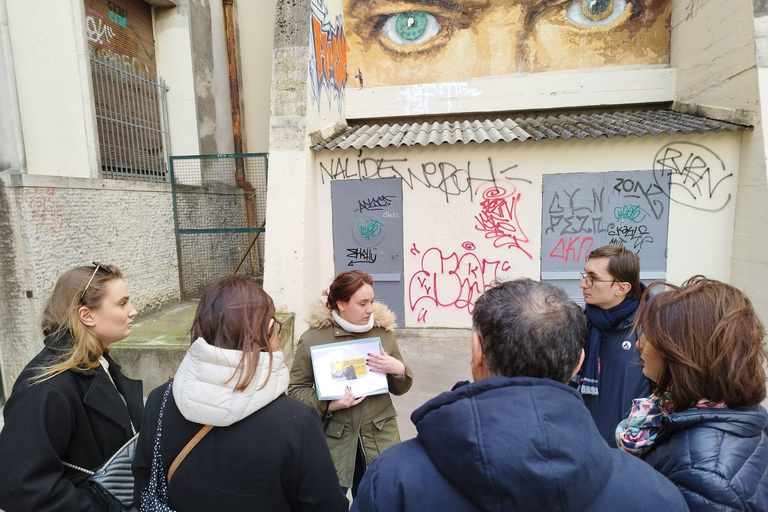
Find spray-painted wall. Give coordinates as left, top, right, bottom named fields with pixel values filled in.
left=313, top=131, right=741, bottom=327
left=345, top=0, right=672, bottom=88
left=307, top=0, right=346, bottom=132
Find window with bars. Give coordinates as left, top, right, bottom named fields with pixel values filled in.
left=85, top=0, right=170, bottom=182
left=90, top=50, right=171, bottom=182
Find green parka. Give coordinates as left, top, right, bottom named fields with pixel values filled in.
left=287, top=302, right=413, bottom=489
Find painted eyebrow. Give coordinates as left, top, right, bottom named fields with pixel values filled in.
left=348, top=0, right=464, bottom=13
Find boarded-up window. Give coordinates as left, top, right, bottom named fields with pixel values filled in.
left=85, top=0, right=169, bottom=181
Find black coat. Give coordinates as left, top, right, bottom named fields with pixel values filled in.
left=643, top=406, right=768, bottom=511
left=133, top=381, right=348, bottom=512
left=0, top=333, right=143, bottom=512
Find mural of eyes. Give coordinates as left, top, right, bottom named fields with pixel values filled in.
left=566, top=0, right=630, bottom=27
left=382, top=11, right=442, bottom=45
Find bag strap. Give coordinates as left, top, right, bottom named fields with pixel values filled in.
left=167, top=425, right=213, bottom=484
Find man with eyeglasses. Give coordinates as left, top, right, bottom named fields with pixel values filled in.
left=573, top=245, right=652, bottom=446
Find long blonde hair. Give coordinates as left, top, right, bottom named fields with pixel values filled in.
left=33, top=263, right=124, bottom=384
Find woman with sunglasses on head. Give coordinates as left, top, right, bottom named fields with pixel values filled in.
left=288, top=270, right=413, bottom=499
left=132, top=275, right=348, bottom=511
left=0, top=263, right=143, bottom=512
left=616, top=276, right=768, bottom=511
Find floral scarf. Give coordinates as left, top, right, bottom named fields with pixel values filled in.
left=615, top=392, right=726, bottom=456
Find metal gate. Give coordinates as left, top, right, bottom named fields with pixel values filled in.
left=170, top=154, right=268, bottom=299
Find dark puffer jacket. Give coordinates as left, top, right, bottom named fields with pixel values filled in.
left=643, top=406, right=768, bottom=512
left=351, top=377, right=689, bottom=512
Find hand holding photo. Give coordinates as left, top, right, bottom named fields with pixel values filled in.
left=310, top=337, right=390, bottom=400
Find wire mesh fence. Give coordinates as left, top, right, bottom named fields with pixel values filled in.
left=90, top=49, right=171, bottom=182
left=170, top=154, right=268, bottom=299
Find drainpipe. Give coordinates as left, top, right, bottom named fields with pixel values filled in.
left=223, top=0, right=257, bottom=274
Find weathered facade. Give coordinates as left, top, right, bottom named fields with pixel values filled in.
left=0, top=0, right=252, bottom=399
left=264, top=0, right=768, bottom=337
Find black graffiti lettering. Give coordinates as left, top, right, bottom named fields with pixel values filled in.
left=355, top=195, right=395, bottom=212
left=346, top=247, right=377, bottom=266
left=318, top=156, right=523, bottom=203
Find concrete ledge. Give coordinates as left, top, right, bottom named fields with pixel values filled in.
left=111, top=302, right=295, bottom=396
left=0, top=172, right=172, bottom=192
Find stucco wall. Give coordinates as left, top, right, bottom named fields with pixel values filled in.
left=188, top=0, right=235, bottom=156
left=237, top=0, right=276, bottom=152
left=313, top=131, right=742, bottom=328
left=5, top=0, right=99, bottom=178
left=670, top=0, right=768, bottom=326
left=0, top=173, right=180, bottom=396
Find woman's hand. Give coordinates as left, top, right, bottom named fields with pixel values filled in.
left=328, top=386, right=365, bottom=412
left=367, top=349, right=406, bottom=377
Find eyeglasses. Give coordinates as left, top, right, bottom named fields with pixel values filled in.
left=80, top=262, right=112, bottom=302
left=579, top=271, right=617, bottom=288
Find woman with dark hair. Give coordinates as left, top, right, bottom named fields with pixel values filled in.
left=288, top=270, right=412, bottom=498
left=0, top=263, right=143, bottom=512
left=132, top=276, right=347, bottom=511
left=616, top=275, right=768, bottom=511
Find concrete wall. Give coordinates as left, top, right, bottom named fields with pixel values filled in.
left=313, top=131, right=742, bottom=327
left=188, top=0, right=234, bottom=156
left=0, top=173, right=180, bottom=396
left=670, top=0, right=768, bottom=326
left=237, top=0, right=276, bottom=152
left=173, top=182, right=250, bottom=298
left=0, top=0, right=23, bottom=173
left=153, top=1, right=201, bottom=157
left=5, top=0, right=99, bottom=178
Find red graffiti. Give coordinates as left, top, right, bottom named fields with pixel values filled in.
left=310, top=12, right=347, bottom=104
left=549, top=236, right=594, bottom=266
left=409, top=246, right=512, bottom=315
left=417, top=309, right=428, bottom=323
left=474, top=184, right=532, bottom=259
left=410, top=243, right=420, bottom=256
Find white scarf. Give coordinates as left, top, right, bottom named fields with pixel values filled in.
left=331, top=309, right=374, bottom=333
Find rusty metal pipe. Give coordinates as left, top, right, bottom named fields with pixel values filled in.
left=223, top=0, right=258, bottom=274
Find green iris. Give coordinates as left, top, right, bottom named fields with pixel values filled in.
left=395, top=11, right=429, bottom=42
left=585, top=0, right=612, bottom=16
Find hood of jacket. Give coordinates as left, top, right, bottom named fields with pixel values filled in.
left=173, top=337, right=289, bottom=427
left=307, top=301, right=397, bottom=331
left=411, top=376, right=616, bottom=511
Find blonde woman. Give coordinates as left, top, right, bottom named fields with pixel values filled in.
left=0, top=263, right=143, bottom=512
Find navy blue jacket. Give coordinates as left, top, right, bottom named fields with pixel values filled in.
left=643, top=406, right=768, bottom=511
left=582, top=310, right=652, bottom=446
left=351, top=377, right=688, bottom=512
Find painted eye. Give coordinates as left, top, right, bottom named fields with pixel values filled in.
left=566, top=0, right=629, bottom=27
left=381, top=11, right=441, bottom=45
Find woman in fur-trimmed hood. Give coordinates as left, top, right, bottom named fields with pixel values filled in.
left=288, top=270, right=413, bottom=497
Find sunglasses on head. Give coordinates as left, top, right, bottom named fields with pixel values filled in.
left=80, top=262, right=113, bottom=302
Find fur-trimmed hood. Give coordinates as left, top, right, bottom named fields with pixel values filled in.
left=308, top=301, right=397, bottom=331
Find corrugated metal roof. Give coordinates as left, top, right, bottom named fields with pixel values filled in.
left=313, top=110, right=746, bottom=151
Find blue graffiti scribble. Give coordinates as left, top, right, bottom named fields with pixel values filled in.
left=614, top=205, right=650, bottom=223
left=357, top=219, right=382, bottom=240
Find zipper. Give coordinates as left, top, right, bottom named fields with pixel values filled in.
left=62, top=431, right=139, bottom=476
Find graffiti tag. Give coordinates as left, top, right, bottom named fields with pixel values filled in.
left=474, top=184, right=532, bottom=259
left=653, top=142, right=733, bottom=212
left=309, top=0, right=347, bottom=113
left=408, top=245, right=511, bottom=314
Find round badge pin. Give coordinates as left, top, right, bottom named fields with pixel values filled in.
left=621, top=341, right=632, bottom=351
